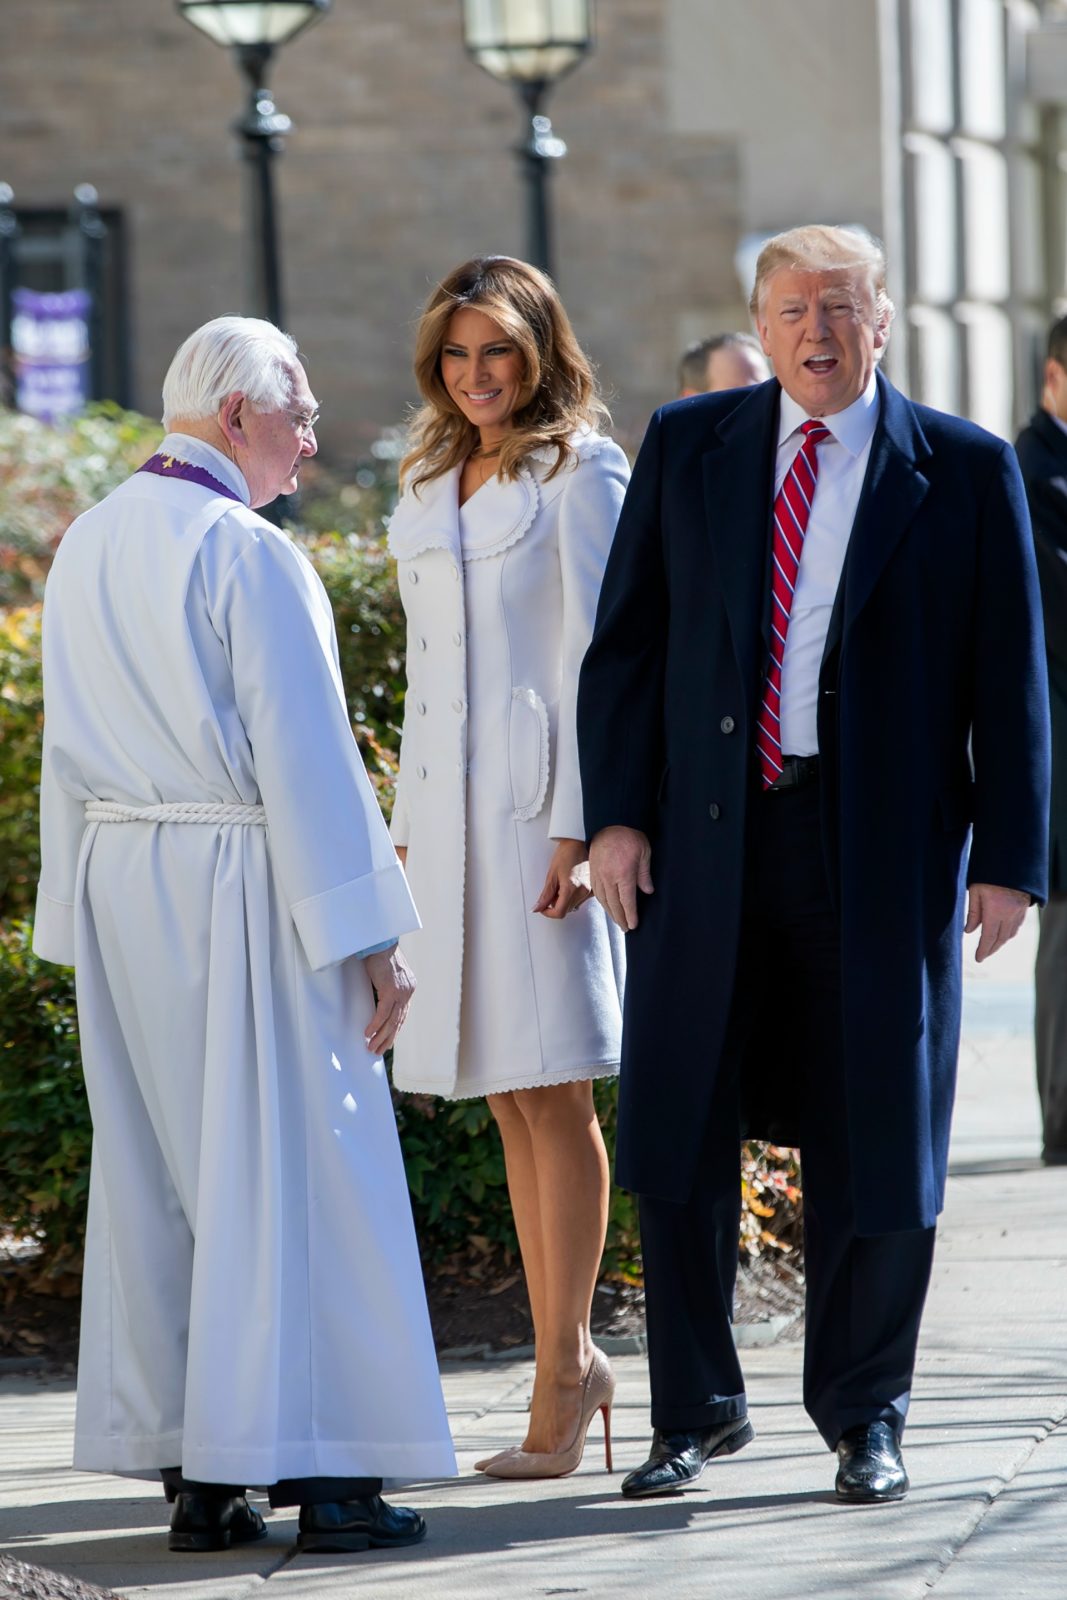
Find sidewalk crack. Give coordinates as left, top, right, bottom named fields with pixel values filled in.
left=921, top=1401, right=1067, bottom=1593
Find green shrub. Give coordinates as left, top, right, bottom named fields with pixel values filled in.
left=0, top=608, right=43, bottom=920
left=0, top=922, right=86, bottom=1280
left=0, top=404, right=163, bottom=608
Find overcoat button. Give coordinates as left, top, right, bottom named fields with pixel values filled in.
left=452, top=631, right=463, bottom=646
left=720, top=716, right=735, bottom=734
left=416, top=700, right=427, bottom=715
left=408, top=571, right=419, bottom=584
left=451, top=567, right=460, bottom=581
left=416, top=765, right=427, bottom=779
left=709, top=802, right=721, bottom=820
left=417, top=637, right=427, bottom=651
left=452, top=698, right=464, bottom=712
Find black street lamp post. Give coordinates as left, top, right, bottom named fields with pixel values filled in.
left=0, top=185, right=19, bottom=406
left=462, top=1, right=594, bottom=281
left=176, top=1, right=331, bottom=328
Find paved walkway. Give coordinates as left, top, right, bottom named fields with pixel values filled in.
left=1, top=915, right=1064, bottom=1598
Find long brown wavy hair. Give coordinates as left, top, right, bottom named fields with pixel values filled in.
left=400, top=255, right=609, bottom=495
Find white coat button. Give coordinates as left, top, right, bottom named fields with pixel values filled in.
left=408, top=570, right=419, bottom=584
left=416, top=700, right=427, bottom=715
left=452, top=698, right=464, bottom=713
left=416, top=765, right=427, bottom=779
left=451, top=567, right=460, bottom=581
left=452, top=631, right=463, bottom=646
left=417, top=637, right=427, bottom=651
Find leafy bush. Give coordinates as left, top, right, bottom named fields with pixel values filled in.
left=0, top=405, right=163, bottom=608
left=0, top=608, right=43, bottom=921
left=0, top=922, right=86, bottom=1283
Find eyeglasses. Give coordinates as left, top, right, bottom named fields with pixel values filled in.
left=285, top=407, right=321, bottom=439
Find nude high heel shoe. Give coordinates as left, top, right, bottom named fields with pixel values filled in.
left=481, top=1348, right=615, bottom=1479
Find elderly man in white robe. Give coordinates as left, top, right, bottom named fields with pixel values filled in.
left=33, top=316, right=456, bottom=1556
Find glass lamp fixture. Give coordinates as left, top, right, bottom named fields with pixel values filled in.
left=462, top=0, right=593, bottom=85
left=177, top=0, right=331, bottom=49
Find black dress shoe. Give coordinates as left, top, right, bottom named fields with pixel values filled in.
left=297, top=1495, right=427, bottom=1554
left=835, top=1421, right=909, bottom=1503
left=168, top=1493, right=267, bottom=1552
left=620, top=1416, right=754, bottom=1499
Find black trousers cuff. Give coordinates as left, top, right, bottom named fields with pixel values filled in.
left=268, top=1476, right=384, bottom=1508
left=650, top=1396, right=748, bottom=1433
left=160, top=1467, right=245, bottom=1500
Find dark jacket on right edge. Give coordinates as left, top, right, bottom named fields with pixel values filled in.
left=1015, top=408, right=1067, bottom=892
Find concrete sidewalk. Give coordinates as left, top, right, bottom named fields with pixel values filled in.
left=1, top=915, right=1064, bottom=1599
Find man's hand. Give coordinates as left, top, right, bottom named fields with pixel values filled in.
left=964, top=883, right=1030, bottom=963
left=363, top=944, right=416, bottom=1053
left=533, top=838, right=593, bottom=919
left=589, top=825, right=653, bottom=932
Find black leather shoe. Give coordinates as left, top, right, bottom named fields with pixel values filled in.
left=620, top=1417, right=754, bottom=1498
left=168, top=1493, right=267, bottom=1552
left=297, top=1495, right=427, bottom=1554
left=835, top=1421, right=909, bottom=1503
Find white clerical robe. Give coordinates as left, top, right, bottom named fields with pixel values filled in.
left=33, top=434, right=456, bottom=1486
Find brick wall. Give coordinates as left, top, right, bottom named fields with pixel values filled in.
left=0, top=0, right=746, bottom=458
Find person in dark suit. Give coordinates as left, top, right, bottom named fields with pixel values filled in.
left=1015, top=316, right=1067, bottom=1167
left=578, top=224, right=1050, bottom=1504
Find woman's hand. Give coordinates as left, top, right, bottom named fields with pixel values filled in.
left=533, top=838, right=593, bottom=919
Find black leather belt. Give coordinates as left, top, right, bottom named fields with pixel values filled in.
left=765, top=754, right=820, bottom=791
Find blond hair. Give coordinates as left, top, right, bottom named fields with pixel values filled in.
left=400, top=256, right=609, bottom=495
left=749, top=225, right=895, bottom=334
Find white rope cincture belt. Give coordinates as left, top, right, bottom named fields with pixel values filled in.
left=85, top=801, right=267, bottom=826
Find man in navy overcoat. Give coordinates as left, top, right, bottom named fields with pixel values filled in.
left=578, top=224, right=1050, bottom=1503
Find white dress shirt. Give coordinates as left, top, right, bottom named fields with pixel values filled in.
left=775, top=373, right=881, bottom=756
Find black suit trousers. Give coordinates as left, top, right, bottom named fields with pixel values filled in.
left=160, top=1468, right=383, bottom=1505
left=638, top=777, right=937, bottom=1448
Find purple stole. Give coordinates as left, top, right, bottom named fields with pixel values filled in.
left=137, top=452, right=243, bottom=503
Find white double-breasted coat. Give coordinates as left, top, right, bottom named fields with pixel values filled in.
left=33, top=434, right=456, bottom=1486
left=387, top=433, right=628, bottom=1098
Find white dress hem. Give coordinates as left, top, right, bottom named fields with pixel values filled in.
left=394, top=1059, right=621, bottom=1101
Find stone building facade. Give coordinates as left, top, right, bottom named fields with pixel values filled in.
left=2, top=0, right=1067, bottom=456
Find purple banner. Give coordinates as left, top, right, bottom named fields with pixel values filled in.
left=12, top=288, right=91, bottom=422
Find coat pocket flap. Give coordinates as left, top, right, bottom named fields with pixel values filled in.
left=510, top=687, right=551, bottom=821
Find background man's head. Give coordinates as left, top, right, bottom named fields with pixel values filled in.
left=677, top=332, right=770, bottom=397
left=1043, top=315, right=1067, bottom=423
left=161, top=316, right=318, bottom=509
left=750, top=225, right=894, bottom=418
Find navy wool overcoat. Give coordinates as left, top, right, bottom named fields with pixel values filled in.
left=578, top=372, right=1050, bottom=1235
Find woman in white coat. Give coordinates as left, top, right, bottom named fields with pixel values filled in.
left=387, top=257, right=628, bottom=1479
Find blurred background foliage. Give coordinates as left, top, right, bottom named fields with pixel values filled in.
left=0, top=406, right=801, bottom=1294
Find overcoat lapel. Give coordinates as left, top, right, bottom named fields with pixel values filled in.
left=840, top=373, right=932, bottom=641
left=702, top=381, right=780, bottom=711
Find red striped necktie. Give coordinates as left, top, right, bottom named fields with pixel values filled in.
left=756, top=418, right=832, bottom=789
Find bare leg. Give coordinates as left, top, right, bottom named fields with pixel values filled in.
left=487, top=1090, right=548, bottom=1337
left=511, top=1079, right=611, bottom=1453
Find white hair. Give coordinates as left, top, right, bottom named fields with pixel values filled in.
left=161, top=315, right=301, bottom=427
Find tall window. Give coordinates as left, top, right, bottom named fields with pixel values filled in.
left=897, top=0, right=1047, bottom=435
